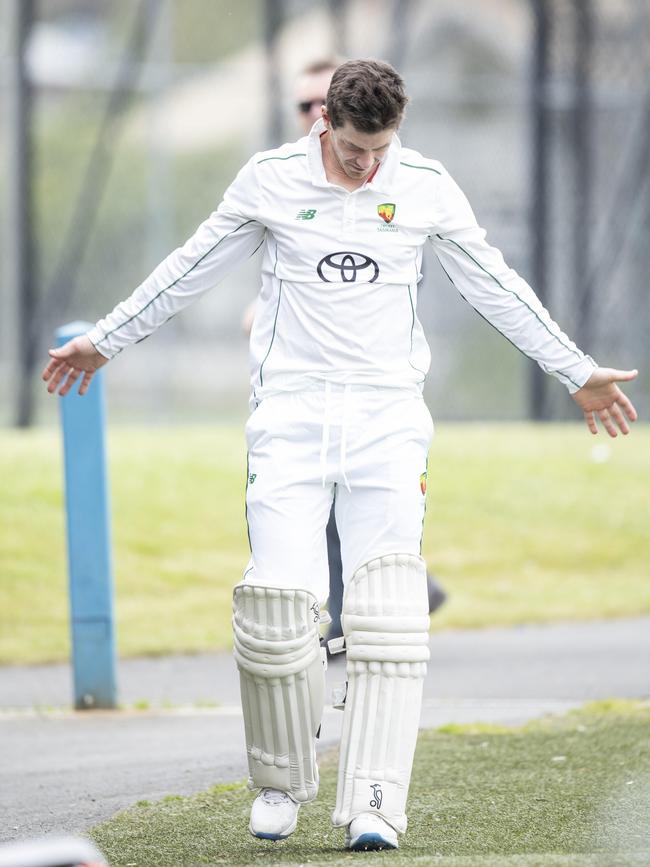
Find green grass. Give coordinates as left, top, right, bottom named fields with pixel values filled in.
left=1, top=423, right=649, bottom=663
left=89, top=701, right=650, bottom=866
left=427, top=424, right=650, bottom=630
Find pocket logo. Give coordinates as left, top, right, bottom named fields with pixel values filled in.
left=377, top=202, right=396, bottom=223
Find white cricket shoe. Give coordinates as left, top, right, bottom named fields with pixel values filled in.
left=345, top=812, right=399, bottom=851
left=249, top=788, right=300, bottom=840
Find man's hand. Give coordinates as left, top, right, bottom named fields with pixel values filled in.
left=42, top=335, right=109, bottom=396
left=572, top=367, right=638, bottom=437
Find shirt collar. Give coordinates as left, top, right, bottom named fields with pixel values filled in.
left=306, top=118, right=400, bottom=195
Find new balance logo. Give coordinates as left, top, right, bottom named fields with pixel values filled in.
left=369, top=783, right=383, bottom=810
left=296, top=209, right=317, bottom=220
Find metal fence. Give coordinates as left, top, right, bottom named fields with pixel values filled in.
left=529, top=0, right=650, bottom=420
left=1, top=0, right=647, bottom=426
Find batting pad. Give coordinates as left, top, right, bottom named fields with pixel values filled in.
left=331, top=554, right=430, bottom=833
left=232, top=584, right=325, bottom=803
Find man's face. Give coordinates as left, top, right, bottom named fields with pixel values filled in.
left=295, top=69, right=335, bottom=134
left=323, top=116, right=395, bottom=181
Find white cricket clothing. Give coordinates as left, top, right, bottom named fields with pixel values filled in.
left=332, top=554, right=430, bottom=835
left=232, top=584, right=324, bottom=803
left=87, top=119, right=596, bottom=399
left=244, top=386, right=432, bottom=599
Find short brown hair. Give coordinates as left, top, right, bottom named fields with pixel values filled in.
left=326, top=59, right=408, bottom=133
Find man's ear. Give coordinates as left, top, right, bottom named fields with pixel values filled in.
left=321, top=107, right=331, bottom=129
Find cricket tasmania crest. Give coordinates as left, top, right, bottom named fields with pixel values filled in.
left=377, top=202, right=396, bottom=223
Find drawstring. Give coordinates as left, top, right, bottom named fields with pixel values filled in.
left=340, top=385, right=351, bottom=492
left=320, top=381, right=332, bottom=487
left=320, top=382, right=352, bottom=492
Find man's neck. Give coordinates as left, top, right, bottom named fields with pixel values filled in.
left=320, top=132, right=369, bottom=192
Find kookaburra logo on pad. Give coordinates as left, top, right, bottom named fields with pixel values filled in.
left=317, top=252, right=379, bottom=283
left=369, top=783, right=383, bottom=809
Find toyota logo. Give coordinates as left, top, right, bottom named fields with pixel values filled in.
left=317, top=251, right=379, bottom=283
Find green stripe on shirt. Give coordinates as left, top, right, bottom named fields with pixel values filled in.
left=257, top=153, right=307, bottom=164
left=400, top=161, right=441, bottom=174
left=436, top=233, right=584, bottom=362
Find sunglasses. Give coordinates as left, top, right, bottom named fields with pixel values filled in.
left=297, top=98, right=326, bottom=114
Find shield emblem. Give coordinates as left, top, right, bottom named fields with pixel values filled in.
left=377, top=202, right=396, bottom=223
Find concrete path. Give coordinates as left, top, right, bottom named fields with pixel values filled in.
left=1, top=618, right=649, bottom=843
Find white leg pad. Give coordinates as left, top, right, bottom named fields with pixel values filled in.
left=232, top=584, right=325, bottom=803
left=331, top=554, right=430, bottom=834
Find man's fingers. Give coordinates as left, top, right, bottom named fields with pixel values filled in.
left=78, top=371, right=95, bottom=396
left=584, top=411, right=598, bottom=435
left=609, top=368, right=638, bottom=383
left=44, top=338, right=107, bottom=398
left=616, top=390, right=638, bottom=423
left=47, top=346, right=73, bottom=363
left=609, top=401, right=629, bottom=435
left=42, top=358, right=61, bottom=381
left=598, top=408, right=618, bottom=438
left=58, top=368, right=81, bottom=397
left=47, top=363, right=70, bottom=394
left=44, top=349, right=77, bottom=384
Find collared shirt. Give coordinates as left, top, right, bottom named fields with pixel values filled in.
left=87, top=119, right=596, bottom=402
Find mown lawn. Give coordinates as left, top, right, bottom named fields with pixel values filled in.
left=1, top=423, right=648, bottom=663
left=89, top=700, right=650, bottom=866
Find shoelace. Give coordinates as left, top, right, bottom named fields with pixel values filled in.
left=261, top=788, right=291, bottom=805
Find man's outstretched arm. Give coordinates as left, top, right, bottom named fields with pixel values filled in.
left=41, top=155, right=265, bottom=398
left=42, top=335, right=108, bottom=396
left=428, top=167, right=639, bottom=436
left=571, top=367, right=638, bottom=437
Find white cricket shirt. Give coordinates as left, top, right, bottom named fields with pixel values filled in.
left=87, top=119, right=596, bottom=401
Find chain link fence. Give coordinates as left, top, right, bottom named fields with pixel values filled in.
left=530, top=0, right=650, bottom=420
left=1, top=0, right=647, bottom=425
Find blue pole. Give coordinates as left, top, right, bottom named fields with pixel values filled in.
left=56, top=321, right=117, bottom=709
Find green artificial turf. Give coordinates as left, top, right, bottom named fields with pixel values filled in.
left=1, top=423, right=649, bottom=663
left=89, top=701, right=650, bottom=866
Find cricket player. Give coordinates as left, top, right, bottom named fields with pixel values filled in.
left=43, top=60, right=637, bottom=851
left=243, top=58, right=447, bottom=648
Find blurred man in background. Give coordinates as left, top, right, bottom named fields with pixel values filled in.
left=296, top=59, right=341, bottom=130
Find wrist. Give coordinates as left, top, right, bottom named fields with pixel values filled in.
left=85, top=328, right=113, bottom=360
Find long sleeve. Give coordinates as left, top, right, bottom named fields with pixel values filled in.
left=87, top=157, right=266, bottom=359
left=429, top=168, right=596, bottom=393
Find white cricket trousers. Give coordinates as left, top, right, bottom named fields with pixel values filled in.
left=244, top=384, right=433, bottom=600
